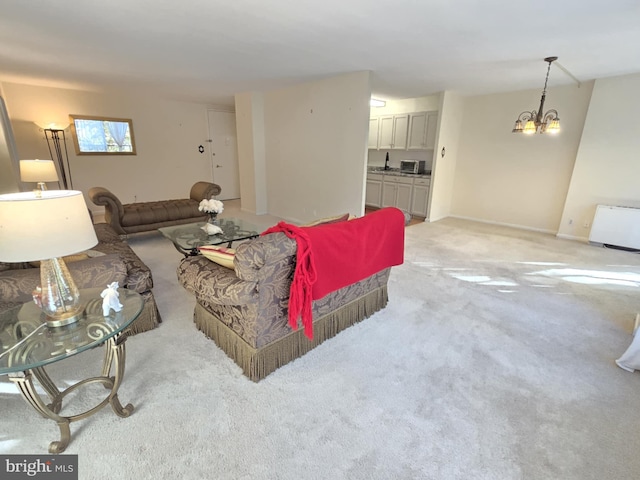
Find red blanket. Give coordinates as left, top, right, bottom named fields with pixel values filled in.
left=262, top=207, right=405, bottom=339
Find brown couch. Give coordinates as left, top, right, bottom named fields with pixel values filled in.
left=88, top=181, right=221, bottom=236
left=177, top=208, right=405, bottom=381
left=0, top=223, right=161, bottom=336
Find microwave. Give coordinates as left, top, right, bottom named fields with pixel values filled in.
left=400, top=160, right=426, bottom=174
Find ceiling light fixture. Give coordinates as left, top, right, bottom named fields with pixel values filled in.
left=512, top=57, right=560, bottom=135
left=370, top=99, right=386, bottom=107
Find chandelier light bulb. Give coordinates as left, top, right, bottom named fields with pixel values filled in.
left=547, top=118, right=560, bottom=134
left=523, top=120, right=537, bottom=134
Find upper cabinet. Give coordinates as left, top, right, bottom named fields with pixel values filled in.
left=407, top=112, right=438, bottom=150
left=368, top=117, right=380, bottom=149
left=369, top=111, right=437, bottom=151
left=378, top=114, right=409, bottom=150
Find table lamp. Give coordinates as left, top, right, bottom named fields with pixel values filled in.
left=0, top=190, right=98, bottom=327
left=19, top=159, right=59, bottom=194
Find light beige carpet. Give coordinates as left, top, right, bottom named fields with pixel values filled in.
left=1, top=217, right=639, bottom=479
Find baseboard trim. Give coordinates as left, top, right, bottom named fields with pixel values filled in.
left=556, top=233, right=590, bottom=243
left=448, top=215, right=556, bottom=235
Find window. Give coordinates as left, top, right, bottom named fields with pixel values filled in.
left=69, top=115, right=136, bottom=155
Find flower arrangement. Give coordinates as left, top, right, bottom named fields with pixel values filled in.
left=198, top=198, right=224, bottom=214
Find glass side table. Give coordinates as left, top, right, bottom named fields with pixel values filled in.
left=0, top=288, right=143, bottom=453
left=158, top=217, right=261, bottom=256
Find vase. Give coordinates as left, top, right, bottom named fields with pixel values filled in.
left=207, top=212, right=219, bottom=226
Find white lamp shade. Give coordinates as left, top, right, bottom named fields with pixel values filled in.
left=19, top=159, right=59, bottom=183
left=0, top=190, right=97, bottom=262
left=33, top=121, right=70, bottom=130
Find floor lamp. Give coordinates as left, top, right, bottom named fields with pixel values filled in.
left=39, top=125, right=73, bottom=190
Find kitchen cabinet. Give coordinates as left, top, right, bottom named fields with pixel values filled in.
left=382, top=175, right=413, bottom=212
left=381, top=181, right=395, bottom=208
left=425, top=112, right=438, bottom=149
left=369, top=110, right=437, bottom=151
left=365, top=173, right=383, bottom=208
left=407, top=111, right=438, bottom=150
left=368, top=117, right=380, bottom=149
left=366, top=172, right=430, bottom=217
left=378, top=114, right=409, bottom=150
left=411, top=177, right=430, bottom=217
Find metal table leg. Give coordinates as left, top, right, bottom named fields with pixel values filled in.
left=8, top=332, right=133, bottom=454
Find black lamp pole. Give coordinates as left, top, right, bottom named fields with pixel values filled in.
left=44, top=129, right=73, bottom=189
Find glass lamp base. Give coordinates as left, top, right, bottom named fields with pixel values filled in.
left=45, top=308, right=84, bottom=327
left=39, top=257, right=84, bottom=328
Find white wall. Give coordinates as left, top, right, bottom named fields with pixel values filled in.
left=429, top=91, right=463, bottom=222
left=0, top=94, right=20, bottom=194
left=370, top=96, right=440, bottom=116
left=1, top=82, right=216, bottom=214
left=451, top=81, right=593, bottom=233
left=263, top=71, right=371, bottom=223
left=558, top=73, right=640, bottom=241
left=7, top=72, right=633, bottom=236
left=235, top=92, right=267, bottom=215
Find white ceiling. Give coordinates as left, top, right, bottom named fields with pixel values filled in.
left=1, top=0, right=639, bottom=105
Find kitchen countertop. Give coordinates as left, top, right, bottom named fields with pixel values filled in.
left=367, top=166, right=431, bottom=178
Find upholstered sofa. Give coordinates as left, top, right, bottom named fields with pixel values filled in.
left=88, top=181, right=221, bottom=236
left=177, top=208, right=405, bottom=381
left=0, top=223, right=160, bottom=336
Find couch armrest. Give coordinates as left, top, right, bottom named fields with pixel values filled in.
left=233, top=232, right=297, bottom=282
left=190, top=182, right=222, bottom=202
left=0, top=254, right=127, bottom=310
left=178, top=233, right=296, bottom=308
left=88, top=187, right=126, bottom=235
left=177, top=256, right=258, bottom=306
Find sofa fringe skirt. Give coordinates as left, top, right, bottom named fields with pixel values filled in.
left=193, top=286, right=388, bottom=381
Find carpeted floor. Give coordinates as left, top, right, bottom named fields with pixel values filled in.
left=1, top=214, right=640, bottom=479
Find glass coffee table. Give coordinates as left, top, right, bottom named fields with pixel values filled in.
left=158, top=217, right=262, bottom=256
left=0, top=288, right=143, bottom=453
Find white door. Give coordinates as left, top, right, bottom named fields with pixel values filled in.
left=207, top=110, right=240, bottom=200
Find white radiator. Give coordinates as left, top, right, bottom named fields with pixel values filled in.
left=589, top=205, right=640, bottom=250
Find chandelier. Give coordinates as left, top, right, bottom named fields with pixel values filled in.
left=512, top=56, right=560, bottom=135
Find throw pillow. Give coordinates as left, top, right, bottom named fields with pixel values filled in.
left=302, top=213, right=350, bottom=227
left=198, top=245, right=236, bottom=269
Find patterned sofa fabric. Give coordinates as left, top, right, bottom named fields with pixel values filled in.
left=178, top=232, right=296, bottom=346
left=92, top=222, right=122, bottom=244
left=0, top=254, right=127, bottom=312
left=177, top=232, right=391, bottom=349
left=0, top=223, right=161, bottom=335
left=178, top=256, right=259, bottom=306
left=92, top=223, right=152, bottom=294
